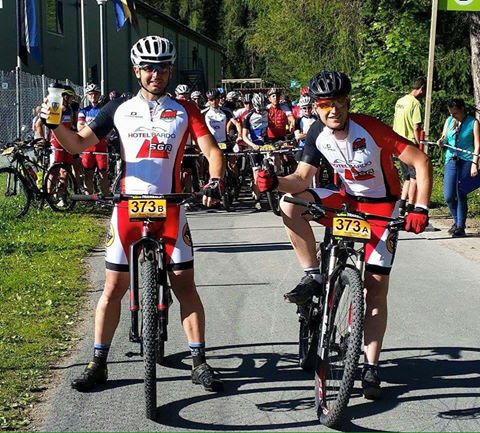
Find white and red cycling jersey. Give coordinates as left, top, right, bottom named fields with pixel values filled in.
left=89, top=93, right=210, bottom=271
left=301, top=114, right=413, bottom=274
left=301, top=114, right=410, bottom=201
left=50, top=108, right=76, bottom=165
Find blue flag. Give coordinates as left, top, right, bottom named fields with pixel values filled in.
left=18, top=0, right=41, bottom=65
left=113, top=0, right=139, bottom=32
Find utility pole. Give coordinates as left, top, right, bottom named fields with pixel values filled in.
left=97, top=0, right=108, bottom=94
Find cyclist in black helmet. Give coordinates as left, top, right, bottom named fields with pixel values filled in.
left=256, top=70, right=433, bottom=400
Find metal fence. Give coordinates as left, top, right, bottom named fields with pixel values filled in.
left=0, top=69, right=83, bottom=143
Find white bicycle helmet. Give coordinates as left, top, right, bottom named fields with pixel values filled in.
left=85, top=83, right=100, bottom=93
left=130, top=36, right=176, bottom=66
left=252, top=93, right=266, bottom=110
left=226, top=91, right=240, bottom=101
left=191, top=91, right=202, bottom=99
left=298, top=95, right=312, bottom=107
left=175, top=84, right=191, bottom=95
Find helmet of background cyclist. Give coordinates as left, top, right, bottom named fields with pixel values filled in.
left=206, top=88, right=221, bottom=100
left=308, top=71, right=351, bottom=99
left=226, top=91, right=240, bottom=102
left=175, top=84, right=191, bottom=95
left=252, top=93, right=266, bottom=111
left=62, top=85, right=76, bottom=97
left=266, top=87, right=280, bottom=97
left=191, top=91, right=202, bottom=99
left=85, top=82, right=100, bottom=94
left=130, top=35, right=176, bottom=66
left=298, top=95, right=312, bottom=107
left=243, top=93, right=253, bottom=104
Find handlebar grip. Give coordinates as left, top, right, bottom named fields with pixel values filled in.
left=71, top=194, right=98, bottom=201
left=283, top=195, right=309, bottom=207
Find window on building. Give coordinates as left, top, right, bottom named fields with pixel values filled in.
left=46, top=0, right=64, bottom=35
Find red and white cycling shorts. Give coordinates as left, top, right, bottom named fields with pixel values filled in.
left=51, top=140, right=75, bottom=165
left=309, top=187, right=399, bottom=275
left=81, top=139, right=108, bottom=171
left=105, top=202, right=193, bottom=272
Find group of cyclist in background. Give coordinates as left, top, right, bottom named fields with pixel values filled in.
left=29, top=80, right=319, bottom=212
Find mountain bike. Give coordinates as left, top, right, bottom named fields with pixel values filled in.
left=257, top=141, right=298, bottom=216
left=283, top=195, right=404, bottom=427
left=72, top=191, right=198, bottom=420
left=0, top=138, right=78, bottom=218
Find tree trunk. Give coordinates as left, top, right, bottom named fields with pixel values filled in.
left=470, top=13, right=480, bottom=118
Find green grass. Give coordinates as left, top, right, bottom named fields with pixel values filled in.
left=0, top=207, right=105, bottom=430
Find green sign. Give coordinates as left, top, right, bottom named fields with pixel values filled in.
left=439, top=0, right=480, bottom=11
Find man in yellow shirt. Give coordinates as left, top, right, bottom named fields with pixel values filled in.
left=393, top=77, right=426, bottom=214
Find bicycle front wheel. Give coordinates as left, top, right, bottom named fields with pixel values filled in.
left=316, top=266, right=364, bottom=428
left=45, top=163, right=78, bottom=212
left=141, top=258, right=158, bottom=420
left=298, top=302, right=319, bottom=371
left=0, top=167, right=31, bottom=219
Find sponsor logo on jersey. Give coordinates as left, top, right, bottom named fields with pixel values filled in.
left=106, top=223, right=114, bottom=247
left=128, top=126, right=176, bottom=139
left=352, top=137, right=367, bottom=152
left=386, top=231, right=398, bottom=254
left=344, top=167, right=375, bottom=181
left=136, top=135, right=173, bottom=158
left=160, top=109, right=177, bottom=122
left=182, top=223, right=192, bottom=247
left=127, top=111, right=143, bottom=118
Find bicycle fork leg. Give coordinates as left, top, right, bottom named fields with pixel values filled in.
left=129, top=242, right=141, bottom=343
left=157, top=241, right=168, bottom=343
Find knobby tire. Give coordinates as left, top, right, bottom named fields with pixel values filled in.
left=0, top=167, right=31, bottom=218
left=141, top=258, right=158, bottom=420
left=316, top=266, right=364, bottom=428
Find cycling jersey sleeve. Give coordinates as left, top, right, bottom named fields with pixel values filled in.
left=350, top=114, right=410, bottom=156
left=300, top=120, right=324, bottom=167
left=78, top=109, right=87, bottom=122
left=89, top=99, right=123, bottom=140
left=178, top=100, right=210, bottom=141
left=294, top=117, right=302, bottom=132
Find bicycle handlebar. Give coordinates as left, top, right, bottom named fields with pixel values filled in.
left=283, top=195, right=405, bottom=229
left=72, top=192, right=203, bottom=204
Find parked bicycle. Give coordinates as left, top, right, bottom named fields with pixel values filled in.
left=72, top=191, right=199, bottom=420
left=284, top=195, right=404, bottom=427
left=0, top=138, right=78, bottom=218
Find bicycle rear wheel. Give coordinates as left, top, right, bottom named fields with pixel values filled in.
left=316, top=267, right=364, bottom=428
left=0, top=167, right=31, bottom=218
left=141, top=258, right=158, bottom=420
left=45, top=163, right=78, bottom=212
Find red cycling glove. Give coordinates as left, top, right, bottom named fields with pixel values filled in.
left=256, top=169, right=279, bottom=193
left=405, top=207, right=429, bottom=234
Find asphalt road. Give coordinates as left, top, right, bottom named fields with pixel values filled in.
left=36, top=197, right=480, bottom=432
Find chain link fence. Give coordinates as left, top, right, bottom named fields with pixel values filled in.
left=0, top=69, right=83, bottom=143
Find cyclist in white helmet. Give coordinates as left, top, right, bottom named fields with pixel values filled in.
left=41, top=35, right=225, bottom=393
left=175, top=84, right=191, bottom=101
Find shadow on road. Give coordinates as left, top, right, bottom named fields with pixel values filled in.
left=195, top=242, right=293, bottom=253
left=146, top=344, right=480, bottom=431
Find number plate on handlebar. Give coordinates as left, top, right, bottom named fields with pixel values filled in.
left=128, top=199, right=167, bottom=220
left=2, top=147, right=14, bottom=156
left=332, top=216, right=371, bottom=241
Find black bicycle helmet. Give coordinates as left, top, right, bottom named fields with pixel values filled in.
left=206, top=88, right=220, bottom=99
left=308, top=71, right=351, bottom=99
left=243, top=93, right=253, bottom=104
